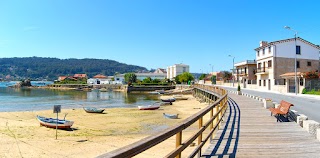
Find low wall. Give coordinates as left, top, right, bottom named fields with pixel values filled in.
left=126, top=85, right=176, bottom=93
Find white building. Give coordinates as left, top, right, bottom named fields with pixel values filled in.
left=254, top=37, right=320, bottom=93
left=167, top=64, right=190, bottom=80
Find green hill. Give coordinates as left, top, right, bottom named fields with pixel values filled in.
left=0, top=57, right=148, bottom=80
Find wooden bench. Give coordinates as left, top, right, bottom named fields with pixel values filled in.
left=269, top=100, right=294, bottom=122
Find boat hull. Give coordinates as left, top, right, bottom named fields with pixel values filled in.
left=161, top=98, right=176, bottom=103
left=138, top=104, right=160, bottom=110
left=37, top=115, right=74, bottom=129
left=163, top=113, right=179, bottom=119
left=83, top=107, right=105, bottom=113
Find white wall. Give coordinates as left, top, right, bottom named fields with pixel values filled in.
left=256, top=46, right=273, bottom=60
left=167, top=64, right=190, bottom=80
left=275, top=40, right=319, bottom=59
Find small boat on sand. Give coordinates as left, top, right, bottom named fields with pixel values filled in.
left=138, top=102, right=161, bottom=110
left=37, top=115, right=74, bottom=129
left=163, top=113, right=179, bottom=119
left=161, top=98, right=176, bottom=105
left=173, top=95, right=189, bottom=100
left=83, top=107, right=105, bottom=113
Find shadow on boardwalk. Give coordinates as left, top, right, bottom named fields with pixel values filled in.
left=201, top=93, right=320, bottom=158
left=202, top=97, right=240, bottom=158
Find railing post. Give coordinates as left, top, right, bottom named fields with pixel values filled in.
left=217, top=102, right=220, bottom=129
left=210, top=108, right=214, bottom=141
left=198, top=117, right=203, bottom=157
left=176, top=131, right=182, bottom=158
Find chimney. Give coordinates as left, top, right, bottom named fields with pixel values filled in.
left=260, top=41, right=268, bottom=47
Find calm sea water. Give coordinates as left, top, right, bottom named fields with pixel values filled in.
left=0, top=82, right=160, bottom=112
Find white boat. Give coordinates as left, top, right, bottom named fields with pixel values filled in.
left=173, top=95, right=188, bottom=100
left=163, top=113, right=179, bottom=119
left=37, top=115, right=74, bottom=129
left=148, top=91, right=160, bottom=95
left=138, top=102, right=161, bottom=110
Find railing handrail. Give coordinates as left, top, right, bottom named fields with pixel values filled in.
left=98, top=85, right=227, bottom=158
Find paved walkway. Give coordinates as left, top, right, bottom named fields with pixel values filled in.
left=201, top=93, right=320, bottom=158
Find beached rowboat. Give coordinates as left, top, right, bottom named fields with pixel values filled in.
left=36, top=115, right=74, bottom=129
left=83, top=107, right=105, bottom=113
left=138, top=102, right=161, bottom=110
left=161, top=98, right=176, bottom=103
left=173, top=95, right=189, bottom=100
left=163, top=113, right=179, bottom=119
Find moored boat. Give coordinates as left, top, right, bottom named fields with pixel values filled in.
left=83, top=107, right=105, bottom=113
left=148, top=91, right=160, bottom=95
left=36, top=115, right=74, bottom=129
left=138, top=102, right=161, bottom=110
left=99, top=88, right=108, bottom=92
left=163, top=113, right=179, bottom=119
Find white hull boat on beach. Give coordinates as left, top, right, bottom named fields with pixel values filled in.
left=163, top=113, right=179, bottom=119
left=138, top=102, right=161, bottom=110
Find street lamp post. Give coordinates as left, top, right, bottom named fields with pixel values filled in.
left=209, top=64, right=214, bottom=74
left=228, top=55, right=235, bottom=87
left=284, top=26, right=298, bottom=95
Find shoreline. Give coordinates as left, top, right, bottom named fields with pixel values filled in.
left=0, top=94, right=208, bottom=158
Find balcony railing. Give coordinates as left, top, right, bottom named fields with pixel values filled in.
left=256, top=67, right=269, bottom=73
left=237, top=72, right=247, bottom=76
left=234, top=60, right=256, bottom=66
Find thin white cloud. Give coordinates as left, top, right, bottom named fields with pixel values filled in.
left=23, top=26, right=40, bottom=31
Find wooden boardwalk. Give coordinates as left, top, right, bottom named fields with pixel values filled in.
left=201, top=93, right=320, bottom=158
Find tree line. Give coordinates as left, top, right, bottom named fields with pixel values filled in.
left=0, top=57, right=148, bottom=80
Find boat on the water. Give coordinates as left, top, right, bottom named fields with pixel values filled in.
left=36, top=115, right=74, bottom=129
left=163, top=113, right=179, bottom=119
left=148, top=91, right=160, bottom=95
left=138, top=102, right=161, bottom=110
left=83, top=107, right=105, bottom=113
left=99, top=88, right=108, bottom=92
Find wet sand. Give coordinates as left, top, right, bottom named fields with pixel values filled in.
left=0, top=94, right=210, bottom=158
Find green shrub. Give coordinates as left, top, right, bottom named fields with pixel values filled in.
left=237, top=84, right=241, bottom=91
left=302, top=88, right=307, bottom=94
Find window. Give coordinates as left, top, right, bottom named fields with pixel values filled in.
left=268, top=60, right=272, bottom=68
left=300, top=78, right=304, bottom=86
left=296, top=45, right=301, bottom=55
left=257, top=51, right=259, bottom=57
left=263, top=49, right=265, bottom=55
left=297, top=61, right=300, bottom=68
left=259, top=80, right=261, bottom=86
left=268, top=46, right=271, bottom=53
left=245, top=67, right=247, bottom=74
left=182, top=67, right=186, bottom=72
left=263, top=80, right=266, bottom=86
left=307, top=61, right=311, bottom=66
left=258, top=63, right=261, bottom=69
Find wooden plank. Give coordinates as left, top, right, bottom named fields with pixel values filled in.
left=201, top=93, right=320, bottom=157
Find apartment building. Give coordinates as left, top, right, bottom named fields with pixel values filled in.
left=254, top=37, right=320, bottom=93
left=167, top=64, right=190, bottom=80
left=234, top=60, right=257, bottom=88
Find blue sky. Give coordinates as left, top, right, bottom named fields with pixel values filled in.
left=0, top=0, right=319, bottom=73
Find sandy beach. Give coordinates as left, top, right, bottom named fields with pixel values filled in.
left=0, top=94, right=209, bottom=158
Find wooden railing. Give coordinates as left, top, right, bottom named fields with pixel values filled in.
left=98, top=84, right=228, bottom=158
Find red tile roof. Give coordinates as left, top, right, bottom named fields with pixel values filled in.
left=93, top=74, right=107, bottom=79
left=74, top=74, right=87, bottom=78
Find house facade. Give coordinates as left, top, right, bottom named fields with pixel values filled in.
left=254, top=37, right=320, bottom=93
left=167, top=64, right=190, bottom=80
left=234, top=60, right=257, bottom=88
